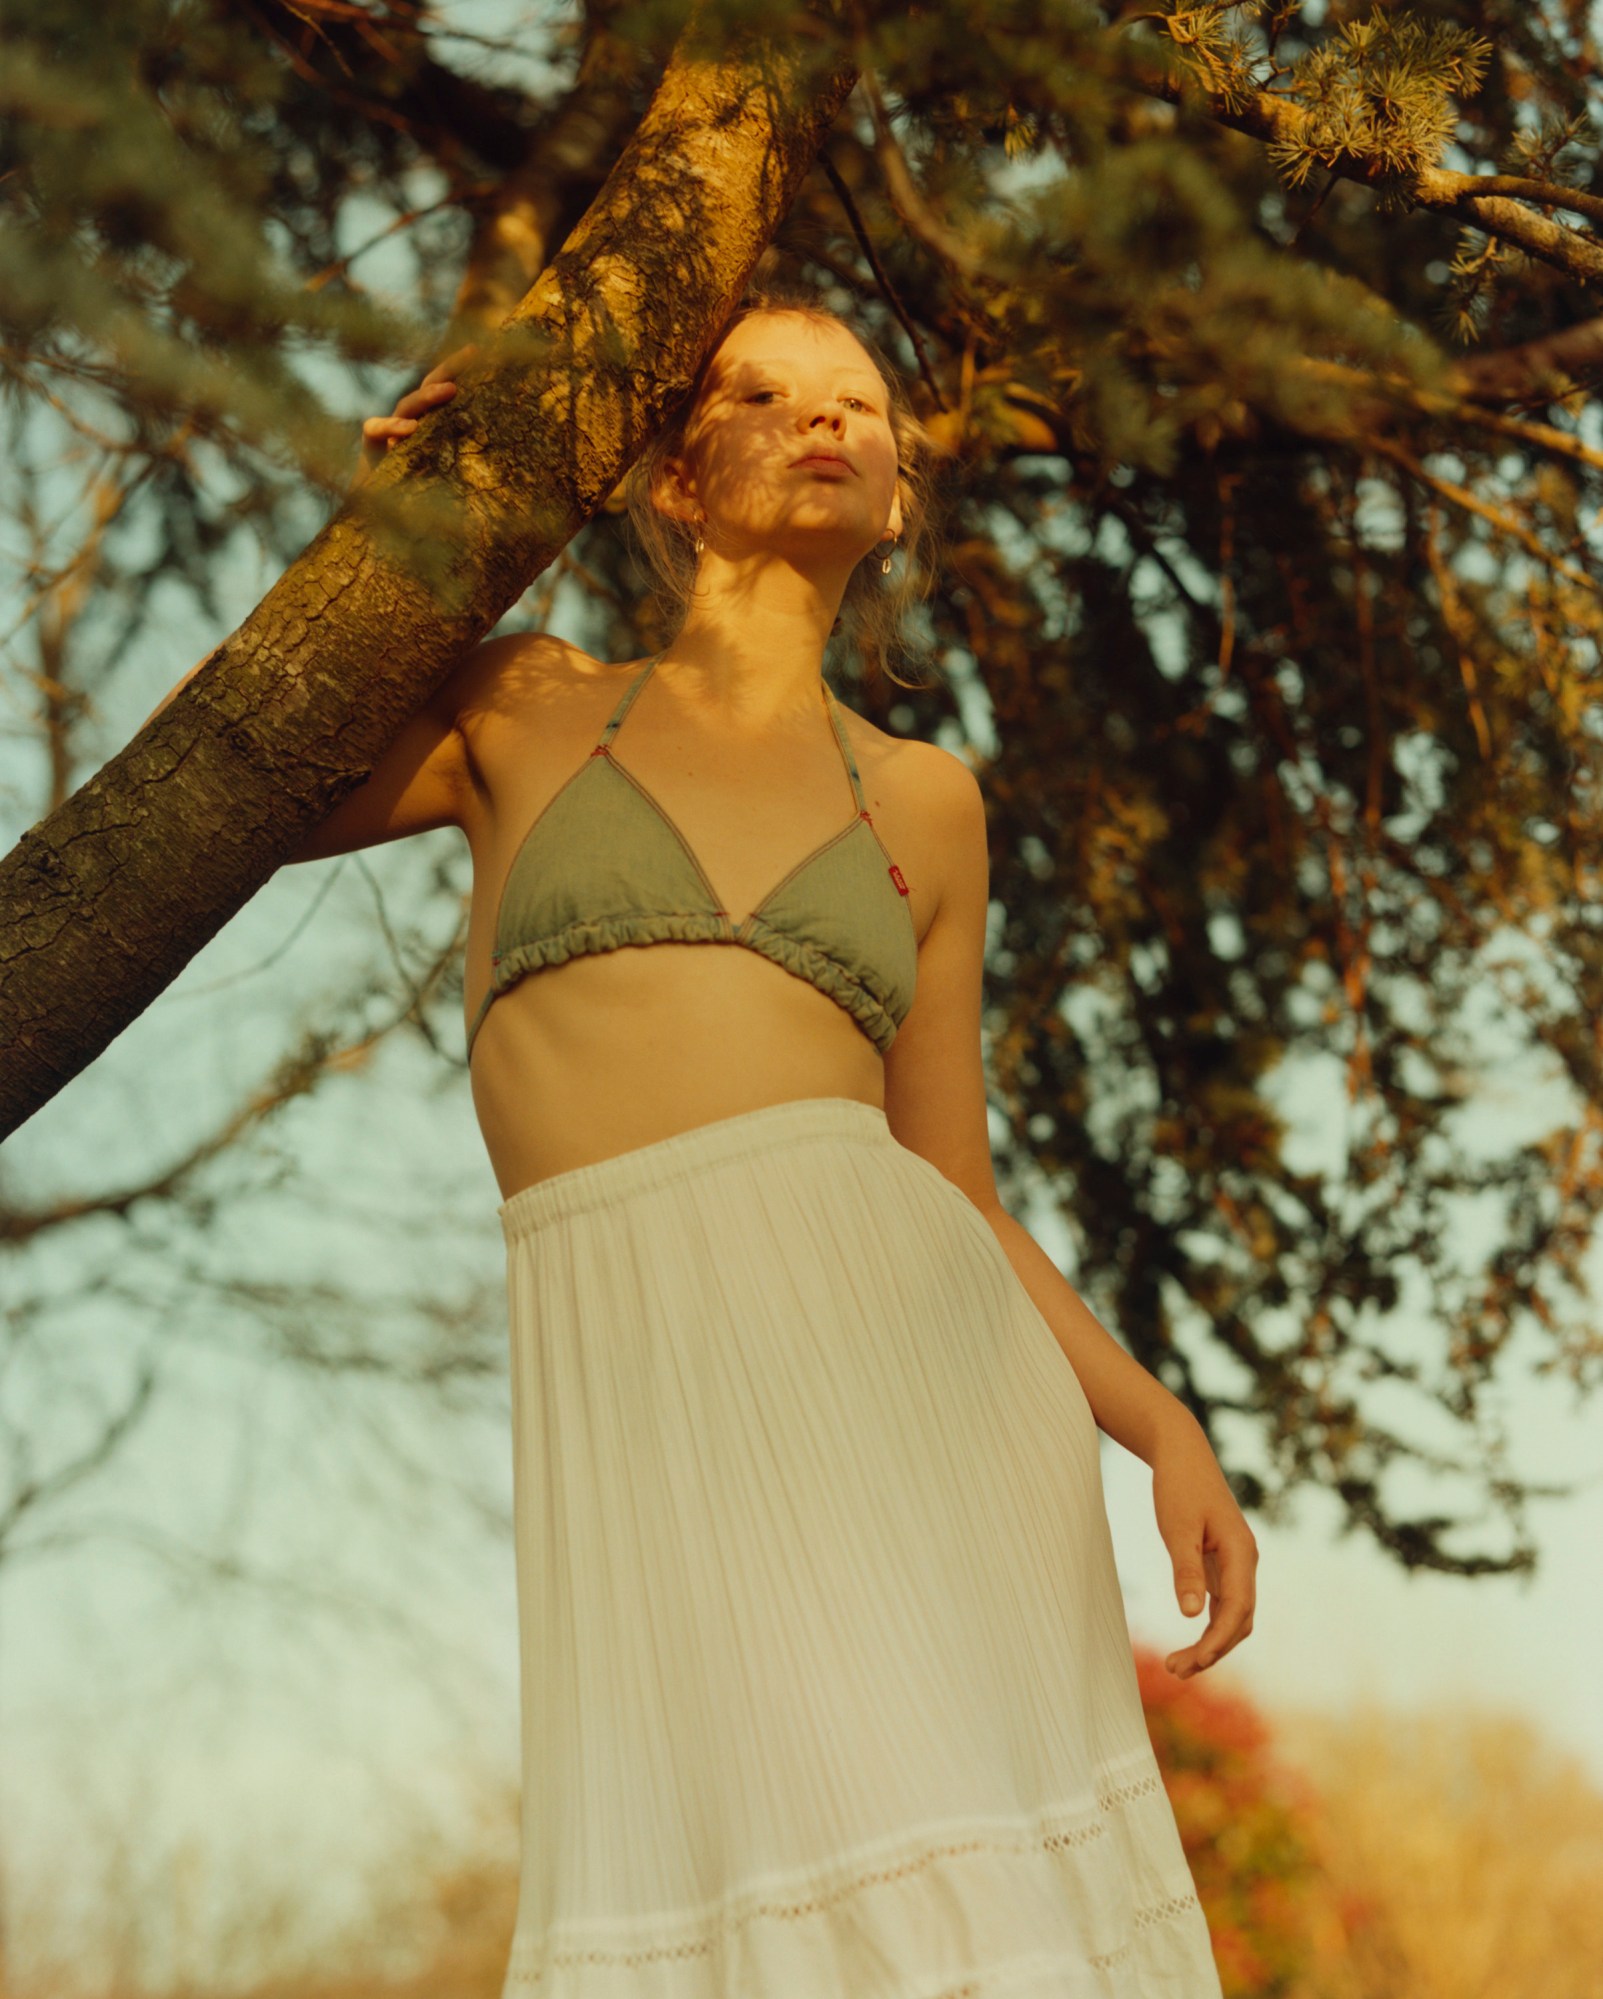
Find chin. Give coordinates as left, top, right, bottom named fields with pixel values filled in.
left=759, top=523, right=881, bottom=566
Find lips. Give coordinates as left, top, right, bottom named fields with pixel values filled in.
left=793, top=450, right=853, bottom=471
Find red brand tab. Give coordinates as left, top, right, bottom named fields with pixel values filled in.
left=889, top=865, right=909, bottom=896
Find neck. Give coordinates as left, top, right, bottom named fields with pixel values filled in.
left=657, top=553, right=851, bottom=726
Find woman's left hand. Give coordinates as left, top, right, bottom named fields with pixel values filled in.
left=1150, top=1416, right=1258, bottom=1680
left=354, top=343, right=480, bottom=483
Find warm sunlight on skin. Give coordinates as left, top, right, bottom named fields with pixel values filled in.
left=343, top=307, right=1259, bottom=1709
left=647, top=311, right=905, bottom=721
left=356, top=311, right=905, bottom=727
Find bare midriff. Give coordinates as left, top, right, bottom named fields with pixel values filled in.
left=456, top=642, right=932, bottom=1204
left=468, top=948, right=889, bottom=1200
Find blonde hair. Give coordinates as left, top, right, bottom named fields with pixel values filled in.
left=622, top=282, right=943, bottom=691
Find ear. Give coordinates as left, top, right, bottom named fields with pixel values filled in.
left=651, top=452, right=700, bottom=527
left=880, top=483, right=905, bottom=548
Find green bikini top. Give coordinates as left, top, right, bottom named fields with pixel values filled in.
left=465, top=652, right=919, bottom=1064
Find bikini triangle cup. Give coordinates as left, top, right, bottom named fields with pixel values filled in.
left=465, top=654, right=918, bottom=1062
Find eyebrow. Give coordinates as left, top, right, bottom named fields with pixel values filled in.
left=723, top=359, right=886, bottom=389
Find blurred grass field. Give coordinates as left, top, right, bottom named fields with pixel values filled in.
left=9, top=1654, right=1601, bottom=1999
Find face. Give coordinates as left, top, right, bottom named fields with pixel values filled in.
left=655, top=312, right=905, bottom=571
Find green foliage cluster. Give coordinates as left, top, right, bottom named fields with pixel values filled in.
left=0, top=0, right=429, bottom=478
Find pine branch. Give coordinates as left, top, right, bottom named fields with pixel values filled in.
left=1121, top=35, right=1603, bottom=291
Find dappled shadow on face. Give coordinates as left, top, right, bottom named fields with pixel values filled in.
left=343, top=24, right=856, bottom=628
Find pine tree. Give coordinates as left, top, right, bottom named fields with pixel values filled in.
left=5, top=0, right=1602, bottom=1569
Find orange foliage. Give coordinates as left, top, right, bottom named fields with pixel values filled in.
left=1136, top=1644, right=1375, bottom=1998
left=10, top=1675, right=1603, bottom=1999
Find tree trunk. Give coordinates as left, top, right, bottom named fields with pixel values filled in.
left=0, top=7, right=857, bottom=1137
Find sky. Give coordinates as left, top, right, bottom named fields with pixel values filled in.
left=4, top=1, right=1603, bottom=1987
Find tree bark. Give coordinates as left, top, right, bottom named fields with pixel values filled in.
left=0, top=7, right=858, bottom=1137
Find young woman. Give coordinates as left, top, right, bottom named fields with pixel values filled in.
left=316, top=284, right=1253, bottom=1994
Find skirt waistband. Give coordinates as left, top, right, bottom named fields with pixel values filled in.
left=498, top=1096, right=894, bottom=1240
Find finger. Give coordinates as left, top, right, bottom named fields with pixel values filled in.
left=394, top=380, right=459, bottom=420
left=1166, top=1611, right=1239, bottom=1676
left=419, top=344, right=479, bottom=390
left=424, top=341, right=480, bottom=383
left=1170, top=1604, right=1255, bottom=1677
left=362, top=419, right=419, bottom=453
left=1172, top=1542, right=1207, bottom=1620
left=1198, top=1593, right=1252, bottom=1665
left=1166, top=1537, right=1257, bottom=1676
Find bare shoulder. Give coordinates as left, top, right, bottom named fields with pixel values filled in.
left=441, top=628, right=605, bottom=736
left=840, top=703, right=983, bottom=827
left=832, top=701, right=986, bottom=926
left=897, top=740, right=987, bottom=904
left=281, top=630, right=617, bottom=867
left=441, top=630, right=636, bottom=785
left=901, top=736, right=985, bottom=817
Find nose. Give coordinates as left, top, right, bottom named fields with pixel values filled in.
left=801, top=402, right=847, bottom=435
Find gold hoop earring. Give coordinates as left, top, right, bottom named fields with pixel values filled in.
left=694, top=518, right=706, bottom=557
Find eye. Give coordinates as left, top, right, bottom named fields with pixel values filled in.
left=746, top=390, right=779, bottom=403
left=843, top=396, right=873, bottom=412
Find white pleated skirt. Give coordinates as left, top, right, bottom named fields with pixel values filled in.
left=496, top=1097, right=1223, bottom=1998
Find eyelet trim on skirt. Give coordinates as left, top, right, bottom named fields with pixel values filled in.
left=503, top=1768, right=1207, bottom=1989
left=497, top=1098, right=1224, bottom=1998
